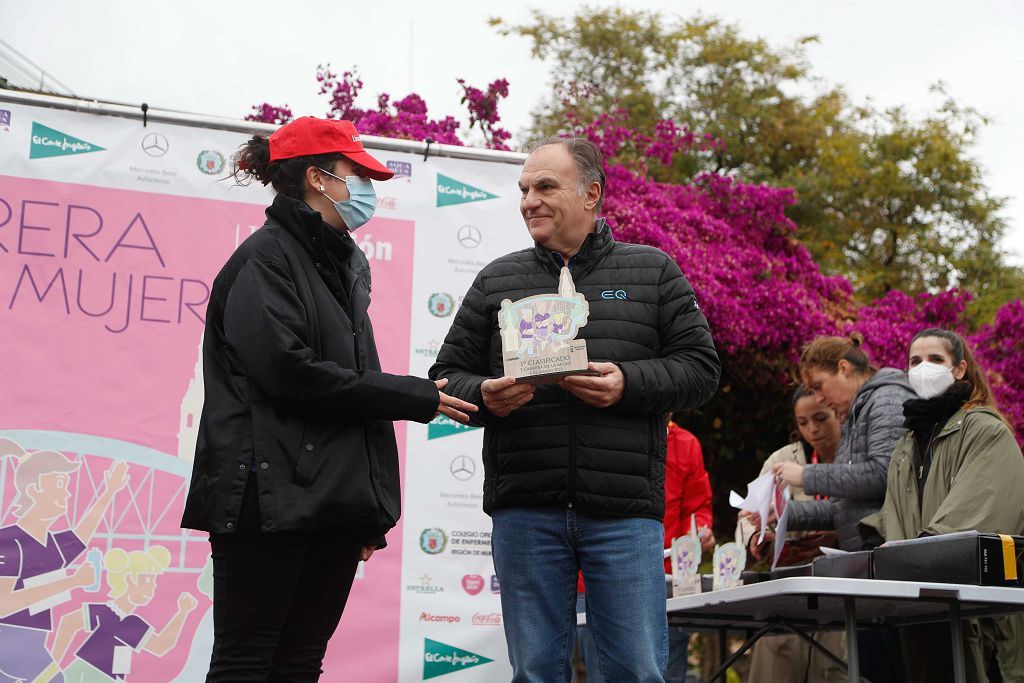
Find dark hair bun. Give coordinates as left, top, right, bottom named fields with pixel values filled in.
left=232, top=135, right=272, bottom=186
left=849, top=331, right=865, bottom=347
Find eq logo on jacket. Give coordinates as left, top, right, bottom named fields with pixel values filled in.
left=601, top=289, right=628, bottom=300
left=420, top=528, right=448, bottom=554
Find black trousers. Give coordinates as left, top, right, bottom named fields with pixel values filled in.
left=206, top=475, right=363, bottom=682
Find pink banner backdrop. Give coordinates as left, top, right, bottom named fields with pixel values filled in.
left=0, top=173, right=414, bottom=681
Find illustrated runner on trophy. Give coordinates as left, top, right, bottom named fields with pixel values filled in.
left=498, top=267, right=597, bottom=383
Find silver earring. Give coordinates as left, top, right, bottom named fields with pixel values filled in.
left=319, top=185, right=325, bottom=192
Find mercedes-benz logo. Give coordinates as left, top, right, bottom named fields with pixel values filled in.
left=457, top=225, right=482, bottom=249
left=141, top=133, right=169, bottom=157
left=449, top=455, right=476, bottom=481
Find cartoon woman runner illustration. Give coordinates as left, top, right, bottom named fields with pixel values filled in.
left=0, top=439, right=129, bottom=683
left=517, top=307, right=536, bottom=357
left=47, top=546, right=198, bottom=682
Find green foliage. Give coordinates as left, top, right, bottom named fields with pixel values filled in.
left=494, top=8, right=1022, bottom=319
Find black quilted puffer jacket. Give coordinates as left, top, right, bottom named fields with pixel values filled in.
left=429, top=220, right=721, bottom=520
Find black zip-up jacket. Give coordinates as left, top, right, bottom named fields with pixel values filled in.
left=181, top=194, right=439, bottom=543
left=429, top=220, right=720, bottom=520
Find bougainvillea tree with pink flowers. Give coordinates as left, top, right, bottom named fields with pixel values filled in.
left=248, top=74, right=1023, bottom=529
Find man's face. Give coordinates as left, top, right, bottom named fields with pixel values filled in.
left=518, top=145, right=593, bottom=252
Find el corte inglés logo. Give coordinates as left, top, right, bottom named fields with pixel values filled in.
left=436, top=173, right=498, bottom=207
left=30, top=122, right=106, bottom=159
left=423, top=639, right=493, bottom=679
left=427, top=414, right=478, bottom=440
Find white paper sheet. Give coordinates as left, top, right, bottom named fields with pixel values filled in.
left=729, top=472, right=775, bottom=543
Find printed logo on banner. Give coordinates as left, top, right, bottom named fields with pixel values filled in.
left=436, top=173, right=498, bottom=207
left=196, top=150, right=225, bottom=175
left=423, top=639, right=493, bottom=680
left=0, top=109, right=11, bottom=131
left=449, top=455, right=475, bottom=481
left=427, top=415, right=479, bottom=440
left=141, top=133, right=170, bottom=157
left=457, top=225, right=482, bottom=249
left=461, top=574, right=485, bottom=595
left=427, top=293, right=455, bottom=317
left=472, top=613, right=502, bottom=626
left=490, top=575, right=500, bottom=594
left=420, top=612, right=461, bottom=624
left=420, top=528, right=448, bottom=555
left=414, top=339, right=441, bottom=359
left=29, top=122, right=106, bottom=159
left=406, top=574, right=445, bottom=594
left=387, top=160, right=412, bottom=180
left=378, top=196, right=398, bottom=210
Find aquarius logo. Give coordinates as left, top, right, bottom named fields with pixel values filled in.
left=423, top=639, right=493, bottom=679
left=30, top=122, right=106, bottom=159
left=428, top=414, right=478, bottom=440
left=436, top=173, right=498, bottom=207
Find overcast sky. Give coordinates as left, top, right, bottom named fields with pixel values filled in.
left=2, top=0, right=1021, bottom=265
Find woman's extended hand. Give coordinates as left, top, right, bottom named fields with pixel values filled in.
left=434, top=378, right=479, bottom=423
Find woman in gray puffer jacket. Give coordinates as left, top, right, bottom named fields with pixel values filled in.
left=774, top=334, right=915, bottom=551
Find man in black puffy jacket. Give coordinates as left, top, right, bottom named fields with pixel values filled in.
left=429, top=137, right=720, bottom=682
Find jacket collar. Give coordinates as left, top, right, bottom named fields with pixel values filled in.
left=266, top=193, right=358, bottom=268
left=533, top=218, right=615, bottom=276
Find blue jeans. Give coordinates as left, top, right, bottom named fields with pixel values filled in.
left=491, top=507, right=667, bottom=683
left=578, top=597, right=691, bottom=682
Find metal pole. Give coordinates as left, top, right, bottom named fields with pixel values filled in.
left=0, top=88, right=528, bottom=165
left=845, top=597, right=860, bottom=683
left=950, top=601, right=966, bottom=683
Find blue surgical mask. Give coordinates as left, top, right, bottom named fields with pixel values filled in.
left=317, top=168, right=377, bottom=231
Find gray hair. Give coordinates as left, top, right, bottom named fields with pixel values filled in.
left=526, top=136, right=605, bottom=214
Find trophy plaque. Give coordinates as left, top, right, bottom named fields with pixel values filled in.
left=712, top=543, right=746, bottom=591
left=498, top=267, right=595, bottom=384
left=671, top=537, right=702, bottom=598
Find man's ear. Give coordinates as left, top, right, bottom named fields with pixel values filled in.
left=584, top=181, right=601, bottom=212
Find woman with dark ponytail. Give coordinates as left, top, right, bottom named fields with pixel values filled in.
left=866, top=328, right=1024, bottom=682
left=181, top=117, right=477, bottom=681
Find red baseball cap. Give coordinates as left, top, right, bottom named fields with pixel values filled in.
left=268, top=116, right=394, bottom=181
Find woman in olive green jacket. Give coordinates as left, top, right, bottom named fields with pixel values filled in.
left=867, top=328, right=1024, bottom=683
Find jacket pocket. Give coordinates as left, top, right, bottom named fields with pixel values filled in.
left=292, top=423, right=317, bottom=486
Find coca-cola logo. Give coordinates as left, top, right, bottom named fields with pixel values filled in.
left=472, top=612, right=502, bottom=626
left=461, top=574, right=485, bottom=595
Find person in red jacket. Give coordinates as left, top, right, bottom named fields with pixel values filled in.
left=578, top=417, right=714, bottom=682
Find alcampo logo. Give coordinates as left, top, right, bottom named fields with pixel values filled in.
left=423, top=639, right=493, bottom=680
left=436, top=173, right=498, bottom=207
left=30, top=122, right=105, bottom=159
left=428, top=414, right=478, bottom=440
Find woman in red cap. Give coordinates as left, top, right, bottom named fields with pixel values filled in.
left=181, top=117, right=477, bottom=681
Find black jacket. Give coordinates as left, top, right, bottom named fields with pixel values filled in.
left=181, top=194, right=438, bottom=543
left=429, top=220, right=720, bottom=520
